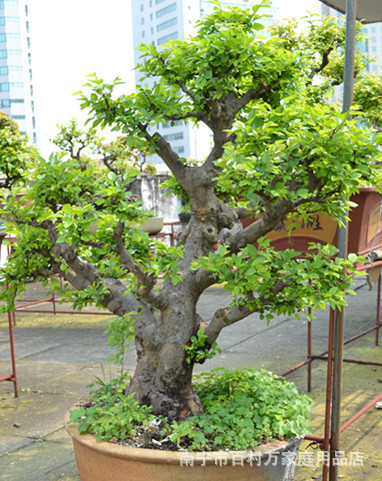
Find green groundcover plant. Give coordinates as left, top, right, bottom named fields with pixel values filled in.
left=69, top=368, right=312, bottom=451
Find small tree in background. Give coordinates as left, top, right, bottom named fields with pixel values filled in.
left=0, top=112, right=35, bottom=189
left=53, top=118, right=156, bottom=174
left=0, top=2, right=381, bottom=424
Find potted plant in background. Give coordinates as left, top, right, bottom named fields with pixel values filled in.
left=178, top=202, right=192, bottom=223
left=1, top=2, right=382, bottom=480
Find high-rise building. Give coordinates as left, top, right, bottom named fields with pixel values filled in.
left=131, top=0, right=279, bottom=167
left=322, top=4, right=382, bottom=73
left=0, top=0, right=38, bottom=144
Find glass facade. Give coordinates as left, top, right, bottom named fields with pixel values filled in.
left=0, top=0, right=38, bottom=144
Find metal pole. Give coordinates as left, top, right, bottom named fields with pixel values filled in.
left=330, top=1, right=357, bottom=479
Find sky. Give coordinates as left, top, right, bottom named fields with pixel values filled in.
left=28, top=0, right=321, bottom=156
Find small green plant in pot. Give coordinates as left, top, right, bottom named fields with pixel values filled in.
left=178, top=202, right=192, bottom=223
left=69, top=368, right=312, bottom=452
left=0, top=2, right=381, bottom=480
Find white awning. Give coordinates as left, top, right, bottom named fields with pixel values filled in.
left=320, top=0, right=382, bottom=23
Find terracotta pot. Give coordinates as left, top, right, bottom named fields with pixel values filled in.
left=64, top=410, right=301, bottom=481
left=242, top=187, right=382, bottom=257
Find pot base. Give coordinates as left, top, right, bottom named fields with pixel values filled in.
left=65, top=410, right=301, bottom=481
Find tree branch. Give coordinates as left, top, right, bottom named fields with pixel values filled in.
left=113, top=223, right=168, bottom=309
left=205, top=280, right=292, bottom=344
left=164, top=111, right=211, bottom=127
left=307, top=46, right=334, bottom=84
left=137, top=123, right=188, bottom=183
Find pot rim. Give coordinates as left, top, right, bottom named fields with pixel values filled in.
left=64, top=406, right=301, bottom=466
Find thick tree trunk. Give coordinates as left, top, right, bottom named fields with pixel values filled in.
left=126, top=288, right=203, bottom=421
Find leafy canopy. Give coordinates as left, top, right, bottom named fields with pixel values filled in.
left=0, top=2, right=381, bottom=359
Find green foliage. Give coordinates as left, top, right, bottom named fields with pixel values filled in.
left=0, top=111, right=35, bottom=189
left=186, top=368, right=312, bottom=450
left=105, top=313, right=137, bottom=368
left=217, top=99, right=382, bottom=218
left=354, top=74, right=382, bottom=130
left=182, top=328, right=221, bottom=364
left=53, top=118, right=156, bottom=174
left=69, top=374, right=156, bottom=442
left=70, top=368, right=312, bottom=450
left=193, top=238, right=363, bottom=323
left=145, top=243, right=184, bottom=286
left=0, top=152, right=172, bottom=312
left=0, top=111, right=20, bottom=133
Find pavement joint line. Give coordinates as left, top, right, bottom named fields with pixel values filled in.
left=17, top=344, right=62, bottom=360
left=44, top=458, right=76, bottom=475
left=221, top=316, right=295, bottom=351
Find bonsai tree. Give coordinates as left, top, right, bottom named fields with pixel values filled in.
left=1, top=2, right=381, bottom=433
left=53, top=118, right=156, bottom=174
left=0, top=111, right=34, bottom=189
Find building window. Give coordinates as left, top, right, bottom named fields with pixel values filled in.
left=142, top=30, right=145, bottom=38
left=173, top=145, right=185, bottom=154
left=25, top=4, right=28, bottom=16
left=157, top=17, right=177, bottom=32
left=28, top=52, right=31, bottom=64
left=9, top=65, right=22, bottom=71
left=26, top=20, right=29, bottom=32
left=0, top=2, right=4, bottom=9
left=150, top=13, right=153, bottom=20
left=0, top=50, right=7, bottom=58
left=30, top=84, right=33, bottom=95
left=155, top=0, right=166, bottom=4
left=0, top=99, right=24, bottom=107
left=0, top=33, right=20, bottom=41
left=140, top=4, right=143, bottom=11
left=156, top=3, right=176, bottom=18
left=149, top=0, right=152, bottom=6
left=151, top=27, right=154, bottom=34
left=163, top=131, right=184, bottom=141
left=158, top=31, right=178, bottom=44
left=27, top=36, right=30, bottom=48
left=12, top=114, right=26, bottom=119
left=31, top=100, right=34, bottom=112
left=0, top=82, right=9, bottom=91
left=8, top=49, right=22, bottom=55
left=29, top=68, right=32, bottom=80
left=33, top=132, right=37, bottom=143
left=0, top=16, right=19, bottom=25
left=162, top=120, right=183, bottom=128
left=32, top=116, right=36, bottom=128
left=0, top=66, right=7, bottom=75
left=10, top=82, right=23, bottom=87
